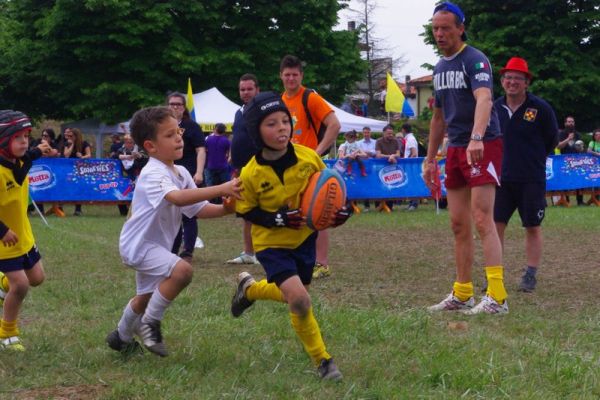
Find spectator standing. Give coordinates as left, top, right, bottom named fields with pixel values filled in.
left=402, top=123, right=419, bottom=211
left=361, top=98, right=369, bottom=117
left=358, top=126, right=377, bottom=211
left=61, top=128, right=91, bottom=216
left=587, top=128, right=600, bottom=156
left=226, top=73, right=261, bottom=265
left=115, top=134, right=146, bottom=216
left=167, top=92, right=206, bottom=263
left=109, top=134, right=123, bottom=159
left=280, top=55, right=342, bottom=279
left=375, top=124, right=400, bottom=211
left=423, top=2, right=508, bottom=314
left=493, top=57, right=559, bottom=293
left=204, top=123, right=231, bottom=204
left=556, top=116, right=581, bottom=154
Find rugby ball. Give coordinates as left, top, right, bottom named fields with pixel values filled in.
left=301, top=169, right=347, bottom=231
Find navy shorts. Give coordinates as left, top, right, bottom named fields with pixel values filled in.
left=494, top=182, right=547, bottom=227
left=256, top=232, right=317, bottom=286
left=0, top=245, right=42, bottom=273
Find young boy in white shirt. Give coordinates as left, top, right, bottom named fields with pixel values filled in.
left=106, top=106, right=241, bottom=357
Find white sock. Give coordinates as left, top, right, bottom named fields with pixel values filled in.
left=117, top=300, right=141, bottom=342
left=141, top=289, right=171, bottom=323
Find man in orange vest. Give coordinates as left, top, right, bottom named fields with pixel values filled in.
left=280, top=55, right=341, bottom=279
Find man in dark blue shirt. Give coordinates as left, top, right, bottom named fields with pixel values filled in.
left=424, top=2, right=508, bottom=315
left=493, top=57, right=559, bottom=293
left=226, top=73, right=261, bottom=265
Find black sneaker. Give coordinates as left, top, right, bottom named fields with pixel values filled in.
left=136, top=319, right=168, bottom=357
left=231, top=272, right=256, bottom=317
left=518, top=272, right=537, bottom=292
left=106, top=329, right=142, bottom=355
left=317, top=358, right=343, bottom=381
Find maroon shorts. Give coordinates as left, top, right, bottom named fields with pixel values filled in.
left=445, top=138, right=503, bottom=189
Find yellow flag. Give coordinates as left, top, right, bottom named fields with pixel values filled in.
left=186, top=78, right=196, bottom=120
left=384, top=72, right=405, bottom=113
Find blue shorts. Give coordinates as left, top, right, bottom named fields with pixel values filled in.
left=256, top=232, right=317, bottom=286
left=494, top=181, right=547, bottom=227
left=0, top=245, right=42, bottom=273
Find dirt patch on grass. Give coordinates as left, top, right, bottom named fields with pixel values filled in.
left=11, top=384, right=107, bottom=400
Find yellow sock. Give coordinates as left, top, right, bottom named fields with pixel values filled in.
left=290, top=307, right=331, bottom=365
left=485, top=265, right=507, bottom=303
left=453, top=281, right=474, bottom=302
left=0, top=319, right=19, bottom=338
left=246, top=279, right=285, bottom=302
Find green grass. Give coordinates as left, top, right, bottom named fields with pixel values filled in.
left=1, top=204, right=599, bottom=399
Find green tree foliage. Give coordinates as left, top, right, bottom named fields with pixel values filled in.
left=0, top=0, right=365, bottom=123
left=422, top=0, right=600, bottom=130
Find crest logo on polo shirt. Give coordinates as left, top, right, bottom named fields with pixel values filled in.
left=523, top=108, right=538, bottom=122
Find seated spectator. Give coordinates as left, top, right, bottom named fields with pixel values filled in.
left=358, top=126, right=377, bottom=211
left=204, top=123, right=231, bottom=204
left=61, top=128, right=91, bottom=216
left=339, top=130, right=367, bottom=176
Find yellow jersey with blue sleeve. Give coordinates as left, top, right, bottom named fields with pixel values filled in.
left=0, top=158, right=35, bottom=259
left=236, top=144, right=325, bottom=252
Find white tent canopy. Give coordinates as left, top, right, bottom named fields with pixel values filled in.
left=121, top=87, right=388, bottom=135
left=326, top=102, right=388, bottom=133
left=191, top=87, right=240, bottom=131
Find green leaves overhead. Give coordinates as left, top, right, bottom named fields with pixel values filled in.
left=0, top=0, right=364, bottom=123
left=423, top=0, right=600, bottom=130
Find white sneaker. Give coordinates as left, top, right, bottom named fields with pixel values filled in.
left=428, top=293, right=475, bottom=312
left=194, top=237, right=205, bottom=249
left=462, top=295, right=508, bottom=315
left=226, top=252, right=259, bottom=265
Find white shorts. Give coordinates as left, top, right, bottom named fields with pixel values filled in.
left=125, top=246, right=181, bottom=295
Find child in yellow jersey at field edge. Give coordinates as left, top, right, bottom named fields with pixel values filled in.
left=0, top=110, right=53, bottom=351
left=230, top=92, right=352, bottom=380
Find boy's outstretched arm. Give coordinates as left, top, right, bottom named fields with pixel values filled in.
left=165, top=178, right=242, bottom=207
left=195, top=203, right=231, bottom=219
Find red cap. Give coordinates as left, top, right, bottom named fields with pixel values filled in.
left=500, top=57, right=533, bottom=80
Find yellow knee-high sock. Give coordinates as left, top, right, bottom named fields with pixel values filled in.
left=453, top=281, right=474, bottom=302
left=485, top=266, right=507, bottom=303
left=289, top=307, right=331, bottom=365
left=246, top=279, right=285, bottom=302
left=0, top=319, right=19, bottom=338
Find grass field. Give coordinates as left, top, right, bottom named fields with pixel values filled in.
left=1, top=203, right=599, bottom=399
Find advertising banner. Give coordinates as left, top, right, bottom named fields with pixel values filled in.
left=30, top=158, right=133, bottom=202
left=28, top=154, right=598, bottom=203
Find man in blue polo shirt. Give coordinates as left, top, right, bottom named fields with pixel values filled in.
left=423, top=2, right=508, bottom=315
left=493, top=57, right=559, bottom=293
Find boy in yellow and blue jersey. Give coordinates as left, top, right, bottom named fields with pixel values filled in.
left=230, top=92, right=351, bottom=380
left=0, top=110, right=50, bottom=351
